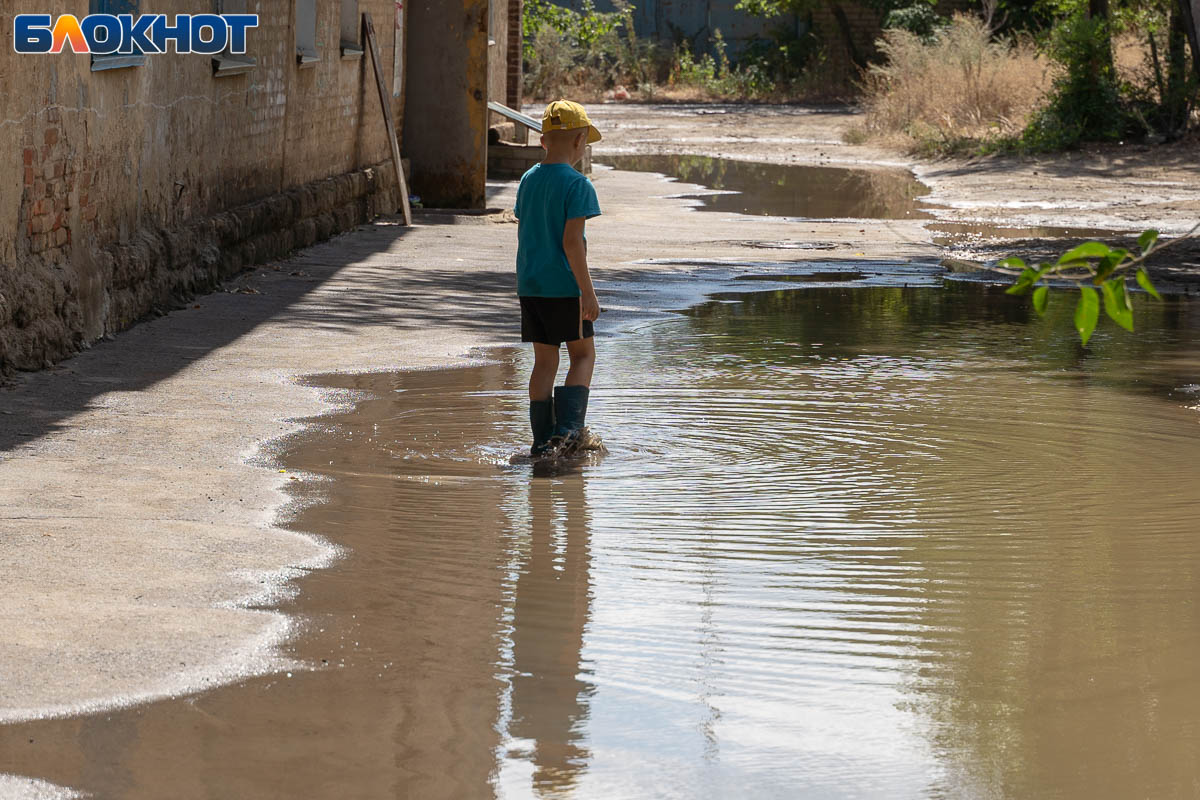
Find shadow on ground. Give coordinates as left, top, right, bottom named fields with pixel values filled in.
left=0, top=222, right=418, bottom=456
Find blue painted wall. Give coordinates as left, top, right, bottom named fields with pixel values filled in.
left=550, top=0, right=802, bottom=57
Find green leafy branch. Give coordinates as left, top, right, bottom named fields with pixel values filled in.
left=993, top=220, right=1200, bottom=344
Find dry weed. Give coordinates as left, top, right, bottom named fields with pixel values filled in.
left=854, top=15, right=1056, bottom=153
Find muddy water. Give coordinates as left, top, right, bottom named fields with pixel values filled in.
left=4, top=284, right=1200, bottom=798
left=597, top=154, right=931, bottom=219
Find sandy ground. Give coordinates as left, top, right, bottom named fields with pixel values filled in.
left=1, top=103, right=1196, bottom=796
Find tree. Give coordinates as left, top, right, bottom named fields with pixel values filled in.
left=1177, top=0, right=1200, bottom=82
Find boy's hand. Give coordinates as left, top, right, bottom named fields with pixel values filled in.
left=581, top=291, right=600, bottom=322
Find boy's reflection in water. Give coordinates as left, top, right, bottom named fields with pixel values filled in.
left=509, top=475, right=595, bottom=796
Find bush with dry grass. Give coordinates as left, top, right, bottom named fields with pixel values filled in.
left=851, top=15, right=1055, bottom=154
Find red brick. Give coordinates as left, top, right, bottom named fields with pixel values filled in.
left=83, top=205, right=98, bottom=222
left=33, top=179, right=45, bottom=197
left=23, top=148, right=35, bottom=166
left=32, top=198, right=48, bottom=215
left=44, top=128, right=58, bottom=146
left=24, top=167, right=35, bottom=186
left=80, top=172, right=92, bottom=189
left=51, top=162, right=64, bottom=178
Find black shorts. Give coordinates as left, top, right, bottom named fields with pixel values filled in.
left=520, top=296, right=594, bottom=345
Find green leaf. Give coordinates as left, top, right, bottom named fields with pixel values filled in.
left=1032, top=285, right=1049, bottom=314
left=1092, top=249, right=1129, bottom=283
left=1101, top=278, right=1134, bottom=332
left=1057, top=241, right=1111, bottom=265
left=1075, top=286, right=1099, bottom=345
left=1005, top=267, right=1038, bottom=295
left=1138, top=229, right=1159, bottom=253
left=997, top=256, right=1026, bottom=270
left=1135, top=267, right=1162, bottom=300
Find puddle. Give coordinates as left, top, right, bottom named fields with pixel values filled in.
left=734, top=271, right=865, bottom=282
left=928, top=221, right=1127, bottom=254
left=601, top=155, right=1136, bottom=252
left=712, top=239, right=839, bottom=250
left=927, top=221, right=1122, bottom=245
left=5, top=284, right=1200, bottom=799
left=597, top=154, right=932, bottom=220
left=633, top=257, right=943, bottom=288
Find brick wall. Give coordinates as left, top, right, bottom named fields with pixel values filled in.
left=489, top=0, right=511, bottom=122
left=507, top=0, right=523, bottom=110
left=0, top=0, right=414, bottom=372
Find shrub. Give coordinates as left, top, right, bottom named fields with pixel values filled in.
left=667, top=30, right=779, bottom=99
left=854, top=15, right=1053, bottom=154
left=522, top=0, right=625, bottom=100
left=522, top=0, right=842, bottom=103
left=1019, top=13, right=1130, bottom=150
left=882, top=4, right=949, bottom=43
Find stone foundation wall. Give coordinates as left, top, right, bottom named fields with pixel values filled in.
left=1, top=165, right=395, bottom=371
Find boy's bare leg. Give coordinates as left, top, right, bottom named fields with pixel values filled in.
left=529, top=342, right=560, bottom=400
left=564, top=337, right=595, bottom=387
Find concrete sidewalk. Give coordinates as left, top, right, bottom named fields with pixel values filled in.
left=0, top=166, right=938, bottom=795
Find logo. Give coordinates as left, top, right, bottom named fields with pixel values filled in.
left=14, top=14, right=258, bottom=55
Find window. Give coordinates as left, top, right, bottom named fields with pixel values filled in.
left=212, top=0, right=257, bottom=76
left=340, top=0, right=363, bottom=58
left=90, top=0, right=145, bottom=71
left=296, top=0, right=319, bottom=66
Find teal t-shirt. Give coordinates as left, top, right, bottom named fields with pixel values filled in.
left=514, top=163, right=601, bottom=297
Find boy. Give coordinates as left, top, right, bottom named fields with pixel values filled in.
left=513, top=99, right=603, bottom=456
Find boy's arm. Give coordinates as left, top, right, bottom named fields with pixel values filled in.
left=563, top=217, right=600, bottom=321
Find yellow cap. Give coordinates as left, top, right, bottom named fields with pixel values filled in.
left=541, top=99, right=602, bottom=144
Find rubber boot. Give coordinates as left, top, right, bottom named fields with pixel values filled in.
left=529, top=399, right=556, bottom=456
left=553, top=385, right=590, bottom=439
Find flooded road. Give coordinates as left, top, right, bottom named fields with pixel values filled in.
left=4, top=283, right=1200, bottom=799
